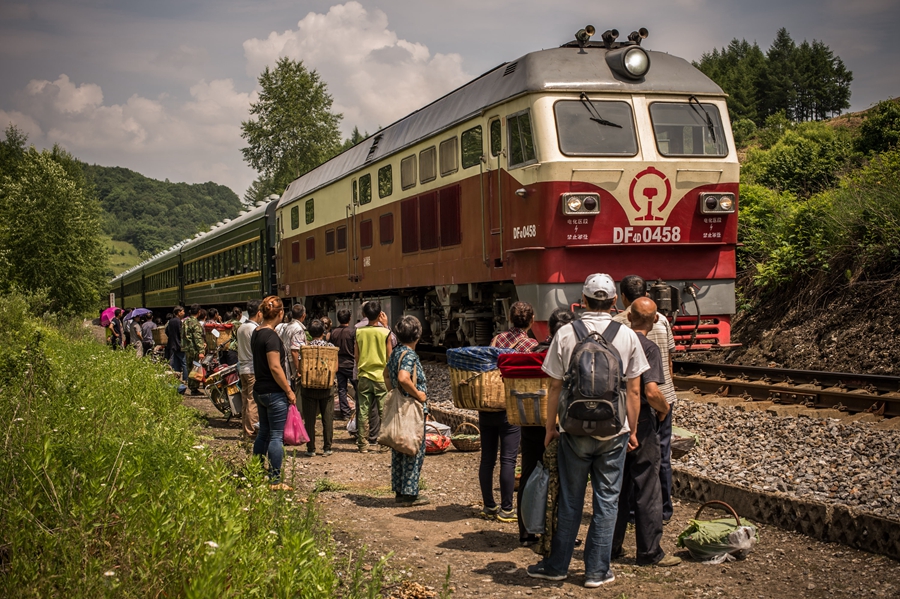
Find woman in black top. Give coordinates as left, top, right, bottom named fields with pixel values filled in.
left=251, top=296, right=297, bottom=490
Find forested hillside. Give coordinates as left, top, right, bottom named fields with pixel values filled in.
left=82, top=164, right=242, bottom=255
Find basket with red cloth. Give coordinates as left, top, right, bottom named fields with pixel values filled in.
left=497, top=352, right=550, bottom=427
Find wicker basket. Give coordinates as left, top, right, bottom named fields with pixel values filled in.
left=152, top=327, right=168, bottom=346
left=504, top=377, right=550, bottom=426
left=449, top=368, right=505, bottom=412
left=205, top=328, right=232, bottom=350
left=450, top=422, right=481, bottom=452
left=300, top=345, right=339, bottom=389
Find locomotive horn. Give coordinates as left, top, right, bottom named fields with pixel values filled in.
left=601, top=29, right=619, bottom=49
left=628, top=28, right=649, bottom=45
left=575, top=25, right=595, bottom=51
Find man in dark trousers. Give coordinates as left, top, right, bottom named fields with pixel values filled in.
left=329, top=308, right=356, bottom=420
left=611, top=297, right=681, bottom=567
left=166, top=306, right=185, bottom=378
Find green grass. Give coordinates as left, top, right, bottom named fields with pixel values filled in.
left=0, top=292, right=387, bottom=597
left=103, top=235, right=141, bottom=276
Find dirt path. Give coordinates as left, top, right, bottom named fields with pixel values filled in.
left=184, top=395, right=900, bottom=598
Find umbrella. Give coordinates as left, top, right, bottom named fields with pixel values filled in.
left=100, top=306, right=117, bottom=327
left=130, top=308, right=152, bottom=318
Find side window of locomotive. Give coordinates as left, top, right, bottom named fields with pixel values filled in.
left=462, top=126, right=482, bottom=169
left=305, top=198, right=315, bottom=224
left=360, top=219, right=373, bottom=249
left=325, top=229, right=335, bottom=254
left=359, top=174, right=372, bottom=205
left=490, top=119, right=501, bottom=157
left=439, top=137, right=458, bottom=177
left=378, top=165, right=392, bottom=198
left=380, top=213, right=394, bottom=245
left=649, top=102, right=727, bottom=157
left=554, top=100, right=638, bottom=156
left=419, top=147, right=437, bottom=183
left=400, top=155, right=416, bottom=190
left=290, top=206, right=299, bottom=230
left=352, top=179, right=358, bottom=204
left=507, top=110, right=537, bottom=168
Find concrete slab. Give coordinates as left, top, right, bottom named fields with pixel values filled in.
left=842, top=413, right=884, bottom=423
left=735, top=401, right=774, bottom=412
left=766, top=405, right=808, bottom=417
left=872, top=417, right=900, bottom=430
left=798, top=409, right=845, bottom=419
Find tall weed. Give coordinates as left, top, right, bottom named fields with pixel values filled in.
left=0, top=293, right=384, bottom=597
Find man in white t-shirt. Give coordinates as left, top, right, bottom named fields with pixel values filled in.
left=276, top=304, right=307, bottom=387
left=528, top=273, right=649, bottom=589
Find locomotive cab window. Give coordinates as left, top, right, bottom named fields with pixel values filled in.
left=462, top=126, right=482, bottom=169
left=649, top=101, right=727, bottom=157
left=490, top=119, right=501, bottom=157
left=554, top=100, right=638, bottom=156
left=507, top=109, right=537, bottom=168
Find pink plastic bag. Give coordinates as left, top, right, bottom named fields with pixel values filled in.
left=284, top=404, right=310, bottom=445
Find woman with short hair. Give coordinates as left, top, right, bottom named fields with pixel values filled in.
left=385, top=315, right=429, bottom=506
left=251, top=295, right=297, bottom=491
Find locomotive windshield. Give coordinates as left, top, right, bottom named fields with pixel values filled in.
left=649, top=102, right=728, bottom=157
left=554, top=100, right=637, bottom=156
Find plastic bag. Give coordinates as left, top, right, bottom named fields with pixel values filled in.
left=521, top=460, right=550, bottom=534
left=425, top=422, right=451, bottom=454
left=347, top=416, right=357, bottom=434
left=189, top=361, right=205, bottom=383
left=677, top=501, right=758, bottom=562
left=377, top=388, right=424, bottom=456
left=284, top=404, right=310, bottom=446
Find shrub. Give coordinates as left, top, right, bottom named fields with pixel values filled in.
left=0, top=293, right=384, bottom=597
left=855, top=99, right=900, bottom=155
left=731, top=118, right=757, bottom=148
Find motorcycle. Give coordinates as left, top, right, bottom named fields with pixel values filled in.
left=203, top=353, right=242, bottom=420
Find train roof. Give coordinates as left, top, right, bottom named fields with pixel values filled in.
left=279, top=44, right=723, bottom=208
left=110, top=200, right=273, bottom=283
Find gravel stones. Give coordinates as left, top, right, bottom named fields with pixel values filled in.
left=677, top=399, right=900, bottom=520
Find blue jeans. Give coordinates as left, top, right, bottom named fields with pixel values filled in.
left=539, top=432, right=628, bottom=579
left=170, top=351, right=185, bottom=378
left=336, top=368, right=355, bottom=418
left=253, top=391, right=290, bottom=482
left=658, top=404, right=674, bottom=520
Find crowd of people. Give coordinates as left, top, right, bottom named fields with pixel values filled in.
left=107, top=270, right=681, bottom=588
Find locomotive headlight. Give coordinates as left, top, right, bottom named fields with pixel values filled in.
left=606, top=46, right=651, bottom=80
left=561, top=193, right=601, bottom=215
left=623, top=48, right=650, bottom=77
left=700, top=192, right=736, bottom=214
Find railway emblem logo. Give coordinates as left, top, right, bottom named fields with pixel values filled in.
left=628, top=167, right=671, bottom=222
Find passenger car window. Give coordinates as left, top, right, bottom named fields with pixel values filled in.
left=507, top=110, right=536, bottom=168
left=554, top=100, right=638, bottom=156
left=290, top=206, right=299, bottom=230
left=305, top=198, right=314, bottom=224
left=649, top=102, right=727, bottom=157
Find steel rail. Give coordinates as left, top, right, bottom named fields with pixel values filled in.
left=674, top=361, right=900, bottom=418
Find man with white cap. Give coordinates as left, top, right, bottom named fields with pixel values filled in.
left=527, top=273, right=649, bottom=589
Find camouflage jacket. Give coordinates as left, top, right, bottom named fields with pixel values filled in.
left=181, top=317, right=205, bottom=356
left=227, top=320, right=241, bottom=352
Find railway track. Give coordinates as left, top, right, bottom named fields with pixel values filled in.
left=674, top=361, right=900, bottom=418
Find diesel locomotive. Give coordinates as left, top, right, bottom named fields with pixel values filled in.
left=111, top=26, right=738, bottom=349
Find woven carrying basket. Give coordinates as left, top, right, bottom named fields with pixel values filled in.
left=152, top=327, right=168, bottom=346
left=300, top=345, right=339, bottom=389
left=449, top=368, right=505, bottom=412
left=504, top=377, right=550, bottom=426
left=450, top=422, right=481, bottom=452
left=204, top=328, right=232, bottom=350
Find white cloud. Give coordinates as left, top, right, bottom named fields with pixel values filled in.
left=242, top=1, right=471, bottom=135
left=2, top=73, right=257, bottom=195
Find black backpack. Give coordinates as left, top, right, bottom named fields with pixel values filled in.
left=559, top=320, right=626, bottom=437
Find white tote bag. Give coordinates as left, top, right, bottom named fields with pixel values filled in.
left=377, top=355, right=424, bottom=455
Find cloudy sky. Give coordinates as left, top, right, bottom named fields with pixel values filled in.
left=1, top=0, right=897, bottom=197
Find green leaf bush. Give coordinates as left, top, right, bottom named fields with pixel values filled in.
left=0, top=294, right=383, bottom=597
